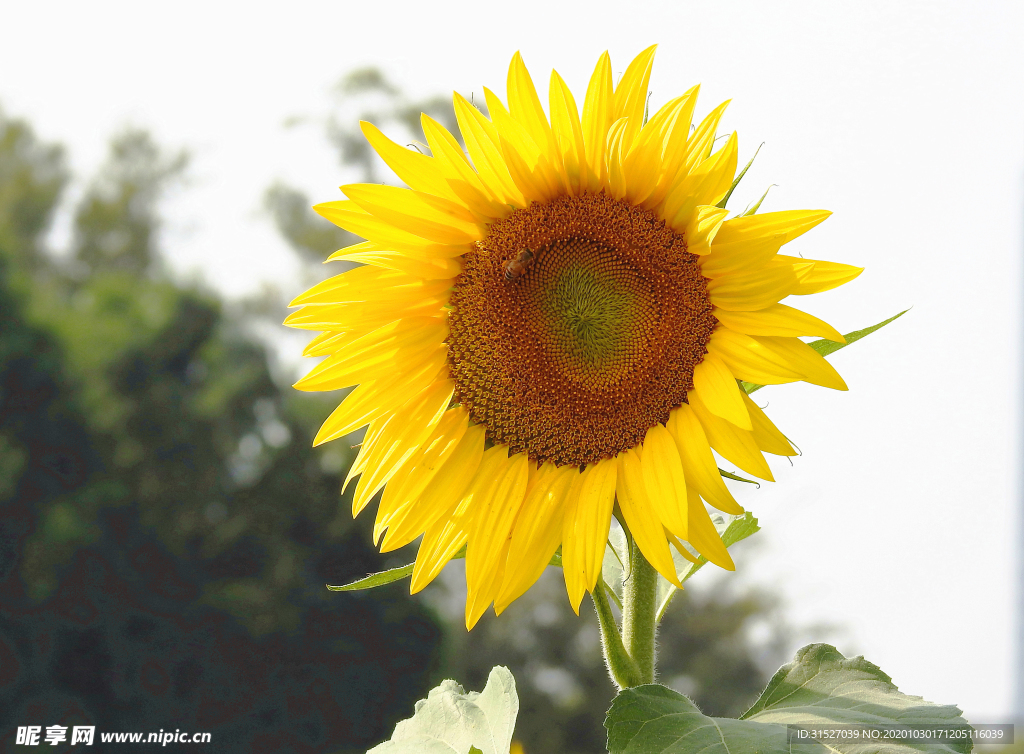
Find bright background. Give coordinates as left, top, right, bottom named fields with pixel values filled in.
left=2, top=0, right=1022, bottom=723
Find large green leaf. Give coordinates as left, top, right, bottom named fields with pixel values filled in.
left=741, top=310, right=907, bottom=395
left=368, top=666, right=519, bottom=754
left=605, top=644, right=971, bottom=754
left=654, top=512, right=760, bottom=621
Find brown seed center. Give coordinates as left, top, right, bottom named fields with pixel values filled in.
left=447, top=192, right=715, bottom=467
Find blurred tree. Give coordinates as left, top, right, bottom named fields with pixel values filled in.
left=73, top=129, right=187, bottom=276
left=266, top=71, right=798, bottom=754
left=0, top=109, right=443, bottom=752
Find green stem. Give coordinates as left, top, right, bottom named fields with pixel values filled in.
left=592, top=580, right=642, bottom=689
left=621, top=538, right=658, bottom=685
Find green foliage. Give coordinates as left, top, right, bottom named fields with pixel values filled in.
left=741, top=310, right=907, bottom=395
left=605, top=644, right=971, bottom=754
left=73, top=129, right=187, bottom=275
left=368, top=666, right=519, bottom=754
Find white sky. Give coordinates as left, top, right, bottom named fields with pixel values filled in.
left=3, top=0, right=1023, bottom=724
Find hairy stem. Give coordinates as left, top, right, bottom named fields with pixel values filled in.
left=621, top=539, right=658, bottom=685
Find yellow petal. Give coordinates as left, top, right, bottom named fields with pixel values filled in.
left=409, top=443, right=504, bottom=594
left=667, top=404, right=743, bottom=515
left=374, top=408, right=469, bottom=543
left=466, top=538, right=511, bottom=630
left=484, top=87, right=560, bottom=203
left=301, top=329, right=361, bottom=357
left=707, top=257, right=812, bottom=312
left=420, top=114, right=509, bottom=220
left=664, top=132, right=738, bottom=231
left=314, top=200, right=451, bottom=250
left=294, top=317, right=448, bottom=392
left=699, top=210, right=832, bottom=278
left=313, top=346, right=448, bottom=446
left=410, top=508, right=468, bottom=594
left=572, top=457, right=617, bottom=593
left=506, top=53, right=560, bottom=174
left=611, top=45, right=657, bottom=152
left=549, top=69, right=589, bottom=194
left=359, top=121, right=458, bottom=201
left=740, top=392, right=797, bottom=457
left=495, top=464, right=576, bottom=613
left=284, top=298, right=446, bottom=333
left=581, top=51, right=614, bottom=192
left=749, top=336, right=848, bottom=391
left=350, top=378, right=455, bottom=515
left=605, top=117, right=630, bottom=200
left=464, top=446, right=528, bottom=631
left=685, top=486, right=735, bottom=570
left=640, top=424, right=688, bottom=539
left=342, top=184, right=483, bottom=245
left=692, top=353, right=751, bottom=430
left=289, top=265, right=451, bottom=307
left=328, top=247, right=462, bottom=281
left=706, top=326, right=803, bottom=386
left=379, top=422, right=486, bottom=551
left=623, top=92, right=701, bottom=207
left=615, top=448, right=680, bottom=587
left=666, top=530, right=699, bottom=564
left=712, top=303, right=845, bottom=342
left=781, top=256, right=864, bottom=294
left=688, top=389, right=774, bottom=481
left=639, top=85, right=700, bottom=210
left=465, top=451, right=530, bottom=629
left=559, top=471, right=588, bottom=614
left=452, top=92, right=527, bottom=207
left=683, top=205, right=730, bottom=256
left=684, top=100, right=731, bottom=173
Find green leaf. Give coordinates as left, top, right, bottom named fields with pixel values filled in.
left=329, top=545, right=564, bottom=592
left=741, top=309, right=908, bottom=394
left=807, top=308, right=909, bottom=359
left=716, top=143, right=763, bottom=209
left=327, top=563, right=414, bottom=592
left=655, top=513, right=760, bottom=622
left=605, top=644, right=971, bottom=754
left=718, top=468, right=759, bottom=488
left=326, top=544, right=466, bottom=592
left=369, top=666, right=519, bottom=754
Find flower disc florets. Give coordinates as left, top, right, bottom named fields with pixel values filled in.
left=448, top=192, right=716, bottom=467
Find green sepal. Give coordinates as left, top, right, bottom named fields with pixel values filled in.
left=742, top=309, right=907, bottom=394
left=718, top=467, right=760, bottom=487
left=716, top=143, right=763, bottom=210
left=654, top=512, right=760, bottom=622
left=739, top=184, right=775, bottom=216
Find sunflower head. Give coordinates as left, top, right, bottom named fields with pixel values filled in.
left=287, top=46, right=862, bottom=629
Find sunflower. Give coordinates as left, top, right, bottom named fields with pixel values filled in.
left=287, top=46, right=861, bottom=629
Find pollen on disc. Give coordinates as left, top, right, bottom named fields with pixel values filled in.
left=447, top=192, right=716, bottom=468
